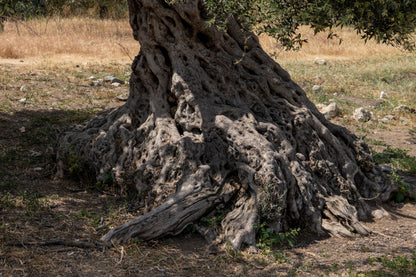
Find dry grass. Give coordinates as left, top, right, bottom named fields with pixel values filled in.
left=0, top=17, right=138, bottom=64
left=0, top=17, right=404, bottom=64
left=260, top=26, right=402, bottom=61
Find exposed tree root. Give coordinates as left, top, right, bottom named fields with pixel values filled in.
left=57, top=0, right=396, bottom=249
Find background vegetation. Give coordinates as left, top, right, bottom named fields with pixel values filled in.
left=0, top=0, right=128, bottom=20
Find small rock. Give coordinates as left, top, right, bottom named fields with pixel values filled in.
left=88, top=76, right=95, bottom=80
left=112, top=82, right=121, bottom=87
left=379, top=118, right=390, bottom=124
left=399, top=117, right=410, bottom=125
left=371, top=208, right=390, bottom=220
left=117, top=94, right=129, bottom=101
left=90, top=80, right=102, bottom=87
left=111, top=78, right=125, bottom=85
left=379, top=165, right=392, bottom=173
left=321, top=102, right=340, bottom=120
left=333, top=92, right=339, bottom=96
left=394, top=105, right=412, bottom=113
left=30, top=151, right=42, bottom=157
left=19, top=127, right=26, bottom=133
left=20, top=85, right=28, bottom=92
left=380, top=91, right=388, bottom=99
left=104, top=75, right=114, bottom=81
left=380, top=115, right=395, bottom=124
left=104, top=76, right=125, bottom=84
left=353, top=107, right=372, bottom=122
left=33, top=167, right=43, bottom=172
left=314, top=57, right=327, bottom=65
left=18, top=98, right=27, bottom=103
left=312, top=84, right=322, bottom=91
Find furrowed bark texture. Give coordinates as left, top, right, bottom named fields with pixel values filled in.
left=58, top=0, right=395, bottom=249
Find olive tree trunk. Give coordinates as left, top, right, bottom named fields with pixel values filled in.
left=57, top=0, right=395, bottom=249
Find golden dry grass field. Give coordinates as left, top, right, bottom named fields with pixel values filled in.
left=0, top=17, right=404, bottom=61
left=0, top=17, right=416, bottom=276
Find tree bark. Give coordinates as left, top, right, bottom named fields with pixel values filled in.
left=57, top=0, right=395, bottom=249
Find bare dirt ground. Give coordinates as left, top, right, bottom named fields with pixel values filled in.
left=1, top=60, right=415, bottom=277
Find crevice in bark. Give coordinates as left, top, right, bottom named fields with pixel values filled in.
left=57, top=0, right=396, bottom=250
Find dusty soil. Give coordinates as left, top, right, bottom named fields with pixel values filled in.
left=1, top=61, right=415, bottom=276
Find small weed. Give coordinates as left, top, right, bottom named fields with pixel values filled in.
left=76, top=209, right=102, bottom=227
left=0, top=179, right=17, bottom=191
left=0, top=192, right=15, bottom=209
left=253, top=257, right=268, bottom=266
left=359, top=244, right=373, bottom=253
left=201, top=208, right=229, bottom=228
left=67, top=152, right=84, bottom=175
left=183, top=224, right=197, bottom=234
left=224, top=241, right=243, bottom=259
left=320, top=249, right=331, bottom=257
left=373, top=146, right=416, bottom=174
left=255, top=222, right=300, bottom=249
left=18, top=191, right=48, bottom=216
left=363, top=254, right=416, bottom=276
left=274, top=251, right=291, bottom=264
left=364, top=138, right=388, bottom=147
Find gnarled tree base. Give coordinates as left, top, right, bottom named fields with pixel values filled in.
left=57, top=0, right=396, bottom=249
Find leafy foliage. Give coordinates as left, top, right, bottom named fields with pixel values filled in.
left=254, top=222, right=300, bottom=249
left=201, top=0, right=416, bottom=50
left=367, top=254, right=416, bottom=276
left=372, top=146, right=416, bottom=202
left=373, top=146, right=416, bottom=174
left=0, top=0, right=47, bottom=20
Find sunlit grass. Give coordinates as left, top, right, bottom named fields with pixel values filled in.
left=0, top=17, right=138, bottom=63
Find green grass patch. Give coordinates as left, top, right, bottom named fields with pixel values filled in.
left=76, top=209, right=102, bottom=227
left=365, top=254, right=416, bottom=276
left=373, top=146, right=416, bottom=174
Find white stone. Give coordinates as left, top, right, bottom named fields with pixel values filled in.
left=399, top=117, right=410, bottom=125
left=380, top=91, right=388, bottom=99
left=117, top=94, right=129, bottom=101
left=112, top=82, right=121, bottom=87
left=20, top=86, right=27, bottom=92
left=371, top=208, right=390, bottom=220
left=380, top=118, right=390, bottom=124
left=394, top=105, right=412, bottom=113
left=90, top=80, right=102, bottom=87
left=18, top=98, right=27, bottom=103
left=19, top=127, right=26, bottom=133
left=321, top=102, right=340, bottom=120
left=312, top=85, right=322, bottom=91
left=314, top=57, right=327, bottom=65
left=353, top=108, right=372, bottom=122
